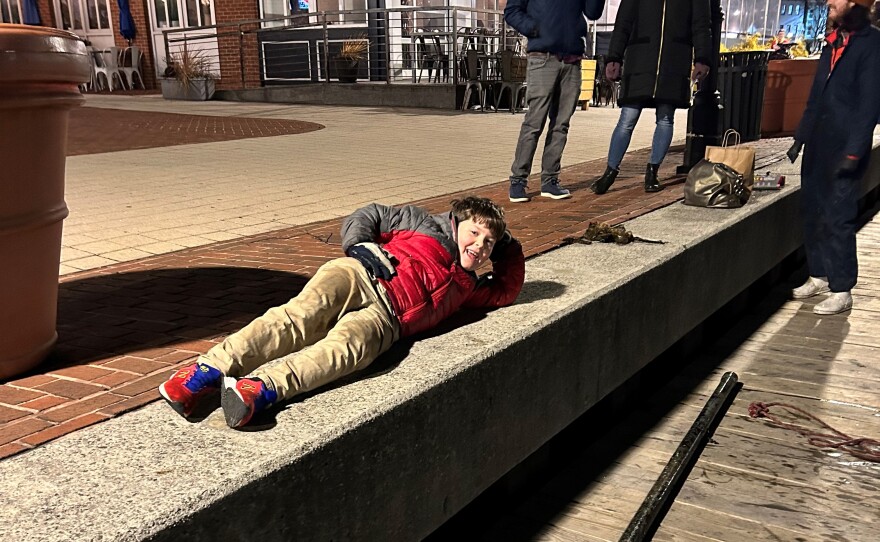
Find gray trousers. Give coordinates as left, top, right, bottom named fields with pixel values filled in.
left=509, top=54, right=582, bottom=188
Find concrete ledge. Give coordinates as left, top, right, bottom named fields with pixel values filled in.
left=2, top=145, right=878, bottom=542
left=216, top=83, right=459, bottom=109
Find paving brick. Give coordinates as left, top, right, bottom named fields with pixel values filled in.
left=4, top=374, right=56, bottom=389
left=39, top=394, right=126, bottom=424
left=47, top=365, right=114, bottom=381
left=153, top=351, right=199, bottom=365
left=34, top=380, right=105, bottom=400
left=98, top=390, right=162, bottom=417
left=113, top=371, right=176, bottom=398
left=0, top=418, right=53, bottom=446
left=171, top=339, right=218, bottom=353
left=0, top=405, right=28, bottom=424
left=0, top=386, right=45, bottom=405
left=18, top=395, right=69, bottom=412
left=0, top=442, right=30, bottom=460
left=90, top=371, right=141, bottom=388
left=103, top=356, right=173, bottom=375
left=20, top=414, right=108, bottom=447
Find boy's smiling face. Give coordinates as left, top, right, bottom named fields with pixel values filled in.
left=457, top=218, right=496, bottom=271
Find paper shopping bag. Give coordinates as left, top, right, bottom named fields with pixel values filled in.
left=705, top=129, right=755, bottom=190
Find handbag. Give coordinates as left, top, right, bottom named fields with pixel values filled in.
left=683, top=159, right=750, bottom=208
left=705, top=129, right=756, bottom=190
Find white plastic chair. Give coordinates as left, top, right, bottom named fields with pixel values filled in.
left=93, top=47, right=125, bottom=92
left=120, top=46, right=145, bottom=90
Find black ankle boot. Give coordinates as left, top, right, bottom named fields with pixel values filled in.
left=644, top=163, right=662, bottom=192
left=590, top=165, right=619, bottom=195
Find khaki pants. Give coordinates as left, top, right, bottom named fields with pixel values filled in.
left=201, top=258, right=399, bottom=401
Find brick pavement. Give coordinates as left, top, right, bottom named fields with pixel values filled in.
left=67, top=107, right=324, bottom=156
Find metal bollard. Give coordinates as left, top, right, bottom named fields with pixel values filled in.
left=0, top=25, right=90, bottom=379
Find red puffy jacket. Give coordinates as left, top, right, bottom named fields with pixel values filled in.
left=341, top=204, right=525, bottom=337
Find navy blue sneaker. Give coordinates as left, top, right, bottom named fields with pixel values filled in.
left=509, top=181, right=531, bottom=202
left=540, top=179, right=572, bottom=200
left=221, top=377, right=278, bottom=428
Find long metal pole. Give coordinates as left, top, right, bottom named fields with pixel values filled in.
left=619, top=371, right=740, bottom=542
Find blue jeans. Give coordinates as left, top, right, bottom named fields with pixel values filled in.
left=607, top=104, right=676, bottom=169
left=509, top=54, right=582, bottom=188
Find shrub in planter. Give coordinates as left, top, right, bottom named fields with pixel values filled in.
left=333, top=36, right=368, bottom=83
left=161, top=48, right=216, bottom=100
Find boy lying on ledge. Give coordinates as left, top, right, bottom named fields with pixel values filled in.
left=159, top=196, right=525, bottom=428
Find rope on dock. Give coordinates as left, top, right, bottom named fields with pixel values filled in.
left=748, top=401, right=880, bottom=463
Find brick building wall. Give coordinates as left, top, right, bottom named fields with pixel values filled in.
left=214, top=0, right=262, bottom=89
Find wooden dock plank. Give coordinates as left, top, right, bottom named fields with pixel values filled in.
left=482, top=208, right=880, bottom=540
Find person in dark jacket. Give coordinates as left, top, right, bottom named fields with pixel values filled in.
left=159, top=197, right=526, bottom=428
left=591, top=0, right=712, bottom=194
left=505, top=0, right=604, bottom=203
left=786, top=0, right=880, bottom=315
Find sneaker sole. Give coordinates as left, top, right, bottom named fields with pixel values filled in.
left=221, top=377, right=253, bottom=428
left=540, top=192, right=572, bottom=200
left=158, top=383, right=189, bottom=418
left=509, top=196, right=530, bottom=202
left=792, top=286, right=830, bottom=300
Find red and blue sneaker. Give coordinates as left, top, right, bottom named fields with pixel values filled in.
left=158, top=362, right=222, bottom=418
left=221, top=377, right=278, bottom=429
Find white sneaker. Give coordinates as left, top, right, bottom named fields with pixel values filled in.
left=792, top=276, right=830, bottom=299
left=813, top=292, right=853, bottom=315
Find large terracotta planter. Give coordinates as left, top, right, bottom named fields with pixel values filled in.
left=760, top=58, right=819, bottom=137
left=0, top=26, right=90, bottom=379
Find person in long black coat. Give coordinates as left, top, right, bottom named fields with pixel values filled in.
left=591, top=0, right=712, bottom=194
left=787, top=0, right=880, bottom=315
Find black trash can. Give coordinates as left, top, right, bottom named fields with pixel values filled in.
left=716, top=51, right=770, bottom=142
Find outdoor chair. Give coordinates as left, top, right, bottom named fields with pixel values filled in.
left=120, top=46, right=145, bottom=90
left=93, top=47, right=125, bottom=92
left=495, top=49, right=527, bottom=114
left=413, top=30, right=448, bottom=83
left=461, top=49, right=492, bottom=111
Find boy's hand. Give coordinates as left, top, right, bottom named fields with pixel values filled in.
left=347, top=242, right=396, bottom=280
left=489, top=231, right=515, bottom=263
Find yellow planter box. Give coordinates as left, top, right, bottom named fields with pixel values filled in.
left=579, top=59, right=596, bottom=109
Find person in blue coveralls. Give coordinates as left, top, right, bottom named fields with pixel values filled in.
left=786, top=0, right=880, bottom=315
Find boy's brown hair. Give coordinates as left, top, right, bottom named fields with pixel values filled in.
left=450, top=196, right=507, bottom=240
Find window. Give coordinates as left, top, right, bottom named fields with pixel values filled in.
left=154, top=0, right=213, bottom=29
left=1, top=0, right=22, bottom=23
left=58, top=0, right=110, bottom=31
left=787, top=5, right=793, bottom=14
left=795, top=5, right=800, bottom=14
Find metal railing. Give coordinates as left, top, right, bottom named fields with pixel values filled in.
left=161, top=7, right=528, bottom=90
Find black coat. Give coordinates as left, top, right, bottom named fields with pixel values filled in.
left=607, top=0, right=712, bottom=108
left=796, top=24, right=880, bottom=184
